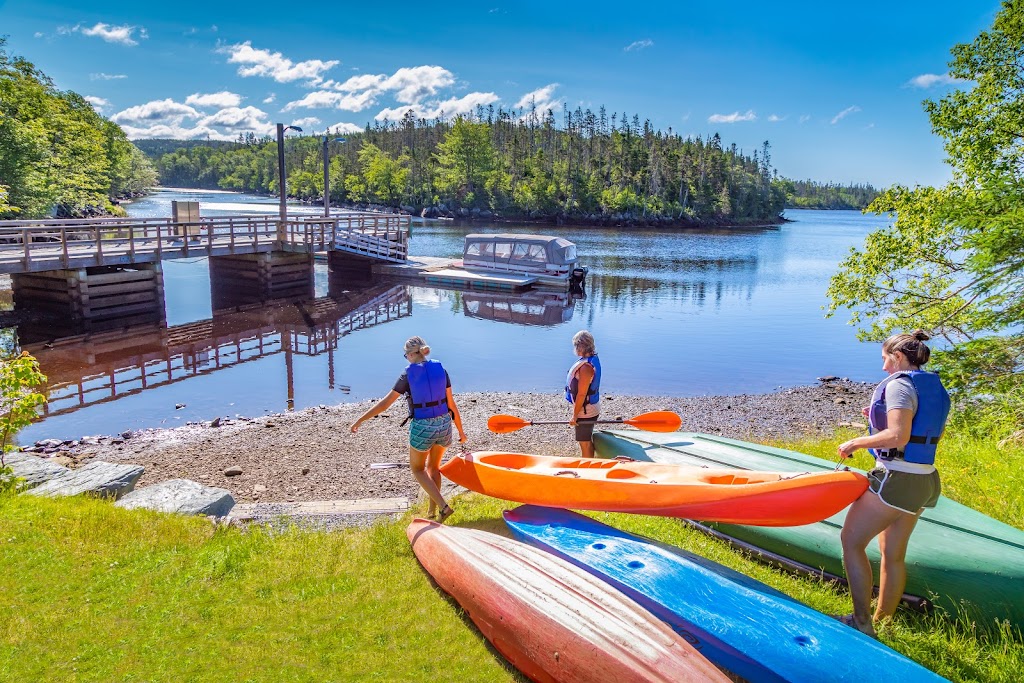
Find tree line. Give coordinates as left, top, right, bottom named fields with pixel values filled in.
left=0, top=40, right=157, bottom=220
left=150, top=107, right=788, bottom=226
left=780, top=179, right=879, bottom=210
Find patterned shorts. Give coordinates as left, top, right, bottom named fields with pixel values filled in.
left=409, top=414, right=453, bottom=452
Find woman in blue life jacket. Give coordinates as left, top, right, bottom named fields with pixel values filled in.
left=350, top=336, right=467, bottom=523
left=834, top=330, right=950, bottom=637
left=566, top=330, right=601, bottom=458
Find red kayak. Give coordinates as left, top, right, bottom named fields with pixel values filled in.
left=407, top=519, right=729, bottom=683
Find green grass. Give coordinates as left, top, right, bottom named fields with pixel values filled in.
left=1, top=429, right=1022, bottom=682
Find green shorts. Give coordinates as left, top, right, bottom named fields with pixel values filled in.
left=868, top=466, right=941, bottom=514
left=409, top=414, right=453, bottom=452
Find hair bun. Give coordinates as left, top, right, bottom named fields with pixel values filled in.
left=912, top=329, right=931, bottom=342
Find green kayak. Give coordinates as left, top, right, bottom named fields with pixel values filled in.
left=594, top=429, right=1024, bottom=631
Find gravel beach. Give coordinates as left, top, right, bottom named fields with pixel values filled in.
left=23, top=379, right=873, bottom=504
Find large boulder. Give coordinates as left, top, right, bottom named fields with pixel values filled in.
left=26, top=461, right=144, bottom=500
left=116, top=479, right=235, bottom=517
left=3, top=452, right=68, bottom=489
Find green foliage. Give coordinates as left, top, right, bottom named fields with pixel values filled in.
left=147, top=106, right=786, bottom=224
left=782, top=179, right=880, bottom=209
left=0, top=352, right=46, bottom=493
left=0, top=40, right=157, bottom=218
left=827, top=1, right=1024, bottom=432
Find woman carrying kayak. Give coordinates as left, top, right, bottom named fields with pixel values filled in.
left=350, top=336, right=467, bottom=522
left=835, top=330, right=950, bottom=637
left=566, top=330, right=601, bottom=458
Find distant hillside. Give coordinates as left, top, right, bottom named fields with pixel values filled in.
left=134, top=138, right=245, bottom=158
left=780, top=179, right=879, bottom=210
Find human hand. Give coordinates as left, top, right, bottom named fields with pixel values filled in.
left=350, top=420, right=361, bottom=434
left=838, top=439, right=858, bottom=459
left=861, top=406, right=870, bottom=418
left=569, top=416, right=578, bottom=427
left=458, top=431, right=468, bottom=444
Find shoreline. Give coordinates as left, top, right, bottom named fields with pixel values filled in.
left=21, top=380, right=872, bottom=505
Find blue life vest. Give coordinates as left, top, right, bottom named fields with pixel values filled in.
left=407, top=359, right=449, bottom=419
left=868, top=370, right=950, bottom=465
left=565, top=355, right=601, bottom=407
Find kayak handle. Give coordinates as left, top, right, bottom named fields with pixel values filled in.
left=553, top=470, right=581, bottom=478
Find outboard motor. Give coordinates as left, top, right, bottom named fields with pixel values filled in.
left=569, top=266, right=588, bottom=296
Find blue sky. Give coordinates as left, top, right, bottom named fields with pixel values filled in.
left=1, top=0, right=999, bottom=187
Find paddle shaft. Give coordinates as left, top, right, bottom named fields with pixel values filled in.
left=522, top=418, right=627, bottom=426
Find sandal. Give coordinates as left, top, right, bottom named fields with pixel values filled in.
left=436, top=504, right=455, bottom=524
left=832, top=613, right=877, bottom=639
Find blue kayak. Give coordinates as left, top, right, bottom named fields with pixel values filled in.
left=504, top=505, right=947, bottom=683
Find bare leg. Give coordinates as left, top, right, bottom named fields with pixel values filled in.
left=840, top=491, right=902, bottom=634
left=424, top=443, right=447, bottom=517
left=409, top=446, right=447, bottom=513
left=578, top=440, right=595, bottom=458
left=875, top=509, right=921, bottom=620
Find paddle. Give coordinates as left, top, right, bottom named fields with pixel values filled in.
left=488, top=410, right=682, bottom=434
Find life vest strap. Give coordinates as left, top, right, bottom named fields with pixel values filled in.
left=412, top=399, right=447, bottom=409
left=908, top=435, right=940, bottom=445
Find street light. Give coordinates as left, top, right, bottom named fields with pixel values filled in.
left=276, top=123, right=303, bottom=225
left=323, top=136, right=347, bottom=217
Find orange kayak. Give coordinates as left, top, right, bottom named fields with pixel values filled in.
left=440, top=452, right=868, bottom=526
left=407, top=519, right=730, bottom=683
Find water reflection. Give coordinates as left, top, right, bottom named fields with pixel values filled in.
left=24, top=283, right=410, bottom=422
left=463, top=290, right=575, bottom=327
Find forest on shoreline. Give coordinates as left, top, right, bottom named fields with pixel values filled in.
left=0, top=41, right=157, bottom=220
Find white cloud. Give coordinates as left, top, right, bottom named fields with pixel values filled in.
left=195, top=106, right=272, bottom=134
left=220, top=42, right=338, bottom=85
left=291, top=117, right=322, bottom=130
left=375, top=92, right=500, bottom=121
left=185, top=91, right=243, bottom=108
left=284, top=66, right=457, bottom=113
left=798, top=114, right=811, bottom=124
left=327, top=122, right=364, bottom=134
left=515, top=84, right=562, bottom=114
left=767, top=114, right=786, bottom=122
left=111, top=99, right=200, bottom=126
left=905, top=73, right=965, bottom=88
left=90, top=72, right=127, bottom=81
left=263, top=93, right=277, bottom=104
left=624, top=39, right=653, bottom=52
left=34, top=32, right=43, bottom=38
left=830, top=105, right=861, bottom=124
left=708, top=110, right=757, bottom=123
left=121, top=123, right=228, bottom=141
left=84, top=96, right=110, bottom=110
left=59, top=22, right=146, bottom=46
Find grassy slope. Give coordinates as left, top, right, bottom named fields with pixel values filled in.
left=1, top=430, right=1022, bottom=682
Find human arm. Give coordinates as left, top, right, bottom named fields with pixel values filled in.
left=445, top=386, right=467, bottom=443
left=838, top=407, right=913, bottom=458
left=350, top=391, right=401, bottom=433
left=569, top=363, right=595, bottom=426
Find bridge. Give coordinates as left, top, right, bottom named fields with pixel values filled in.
left=0, top=211, right=410, bottom=333
left=26, top=283, right=412, bottom=419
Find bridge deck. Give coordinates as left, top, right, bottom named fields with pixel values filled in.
left=0, top=212, right=409, bottom=275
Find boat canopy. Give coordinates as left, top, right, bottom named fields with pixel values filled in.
left=463, top=233, right=579, bottom=274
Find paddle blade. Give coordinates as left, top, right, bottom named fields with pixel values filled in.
left=622, top=411, right=682, bottom=432
left=487, top=414, right=532, bottom=434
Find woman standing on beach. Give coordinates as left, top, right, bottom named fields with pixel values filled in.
left=566, top=330, right=601, bottom=458
left=350, top=336, right=467, bottom=522
left=835, top=330, right=950, bottom=637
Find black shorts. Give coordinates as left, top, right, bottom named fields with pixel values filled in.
left=575, top=416, right=599, bottom=442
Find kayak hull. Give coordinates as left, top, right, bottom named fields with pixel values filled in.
left=594, top=430, right=1024, bottom=630
left=440, top=451, right=867, bottom=526
left=504, top=505, right=946, bottom=683
left=406, top=518, right=728, bottom=683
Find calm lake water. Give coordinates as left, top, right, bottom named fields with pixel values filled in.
left=14, top=188, right=893, bottom=442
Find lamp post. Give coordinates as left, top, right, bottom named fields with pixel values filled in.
left=276, top=123, right=303, bottom=225
left=322, top=136, right=346, bottom=217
